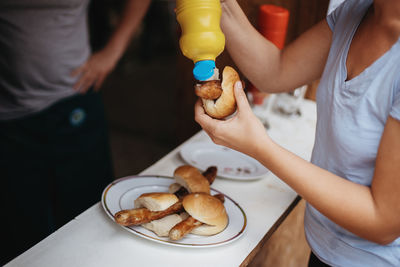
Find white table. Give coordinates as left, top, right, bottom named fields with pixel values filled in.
left=6, top=100, right=316, bottom=267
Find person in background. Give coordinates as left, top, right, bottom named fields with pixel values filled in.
left=195, top=0, right=400, bottom=266
left=0, top=0, right=151, bottom=264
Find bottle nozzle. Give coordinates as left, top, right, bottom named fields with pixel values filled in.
left=193, top=60, right=216, bottom=81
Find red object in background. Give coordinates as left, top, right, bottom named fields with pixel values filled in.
left=249, top=5, right=289, bottom=105
left=258, top=5, right=289, bottom=49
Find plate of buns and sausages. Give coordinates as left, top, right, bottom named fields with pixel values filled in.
left=102, top=165, right=246, bottom=247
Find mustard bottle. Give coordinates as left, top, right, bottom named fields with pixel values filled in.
left=176, top=0, right=225, bottom=81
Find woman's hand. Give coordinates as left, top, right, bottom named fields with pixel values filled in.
left=195, top=81, right=269, bottom=158
left=71, top=48, right=118, bottom=93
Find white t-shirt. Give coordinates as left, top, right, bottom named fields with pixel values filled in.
left=328, top=0, right=346, bottom=14
left=0, top=0, right=90, bottom=120
left=304, top=0, right=400, bottom=266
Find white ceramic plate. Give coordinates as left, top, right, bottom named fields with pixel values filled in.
left=180, top=142, right=269, bottom=180
left=102, top=175, right=246, bottom=247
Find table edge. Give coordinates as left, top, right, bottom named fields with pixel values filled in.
left=239, top=195, right=302, bottom=267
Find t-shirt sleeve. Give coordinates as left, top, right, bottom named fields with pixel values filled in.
left=390, top=88, right=400, bottom=121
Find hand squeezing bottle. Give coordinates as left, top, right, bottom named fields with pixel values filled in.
left=176, top=0, right=225, bottom=81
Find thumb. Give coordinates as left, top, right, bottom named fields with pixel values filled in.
left=234, top=81, right=251, bottom=112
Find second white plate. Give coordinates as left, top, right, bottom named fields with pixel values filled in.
left=180, top=141, right=269, bottom=180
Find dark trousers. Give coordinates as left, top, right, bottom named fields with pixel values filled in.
left=0, top=92, right=114, bottom=265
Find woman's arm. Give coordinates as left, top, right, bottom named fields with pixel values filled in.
left=221, top=0, right=332, bottom=93
left=255, top=116, right=400, bottom=245
left=195, top=83, right=400, bottom=245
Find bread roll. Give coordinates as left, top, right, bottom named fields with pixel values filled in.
left=141, top=214, right=183, bottom=237
left=134, top=192, right=178, bottom=211
left=197, top=66, right=240, bottom=119
left=169, top=166, right=218, bottom=196
left=173, top=165, right=210, bottom=194
left=182, top=193, right=228, bottom=235
left=168, top=183, right=182, bottom=194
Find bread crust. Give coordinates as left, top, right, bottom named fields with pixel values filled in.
left=199, top=66, right=240, bottom=119
left=173, top=165, right=210, bottom=194
left=182, top=193, right=228, bottom=235
left=134, top=192, right=179, bottom=211
left=141, top=214, right=183, bottom=237
left=169, top=166, right=217, bottom=198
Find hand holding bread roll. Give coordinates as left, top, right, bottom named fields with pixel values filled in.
left=195, top=66, right=240, bottom=119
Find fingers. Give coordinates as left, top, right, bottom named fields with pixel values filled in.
left=72, top=63, right=92, bottom=93
left=194, top=99, right=208, bottom=127
left=194, top=99, right=205, bottom=116
left=70, top=64, right=86, bottom=78
left=234, top=81, right=251, bottom=113
left=194, top=99, right=218, bottom=133
left=194, top=100, right=225, bottom=146
left=72, top=68, right=108, bottom=93
left=73, top=71, right=95, bottom=93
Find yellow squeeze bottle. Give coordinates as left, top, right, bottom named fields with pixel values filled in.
left=176, top=0, right=225, bottom=81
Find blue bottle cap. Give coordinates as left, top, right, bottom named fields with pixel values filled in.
left=193, top=60, right=216, bottom=81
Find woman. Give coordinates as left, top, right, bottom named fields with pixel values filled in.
left=195, top=0, right=400, bottom=266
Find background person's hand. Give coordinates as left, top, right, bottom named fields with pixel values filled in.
left=71, top=48, right=118, bottom=93
left=195, top=81, right=269, bottom=158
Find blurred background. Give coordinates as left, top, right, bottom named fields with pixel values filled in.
left=90, top=0, right=329, bottom=266
left=89, top=0, right=329, bottom=179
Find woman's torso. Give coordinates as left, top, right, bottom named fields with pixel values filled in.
left=305, top=0, right=400, bottom=266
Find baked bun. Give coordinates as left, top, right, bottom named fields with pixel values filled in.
left=168, top=183, right=182, bottom=194
left=134, top=192, right=178, bottom=211
left=173, top=165, right=210, bottom=194
left=196, top=66, right=240, bottom=119
left=183, top=193, right=228, bottom=235
left=141, top=214, right=183, bottom=237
